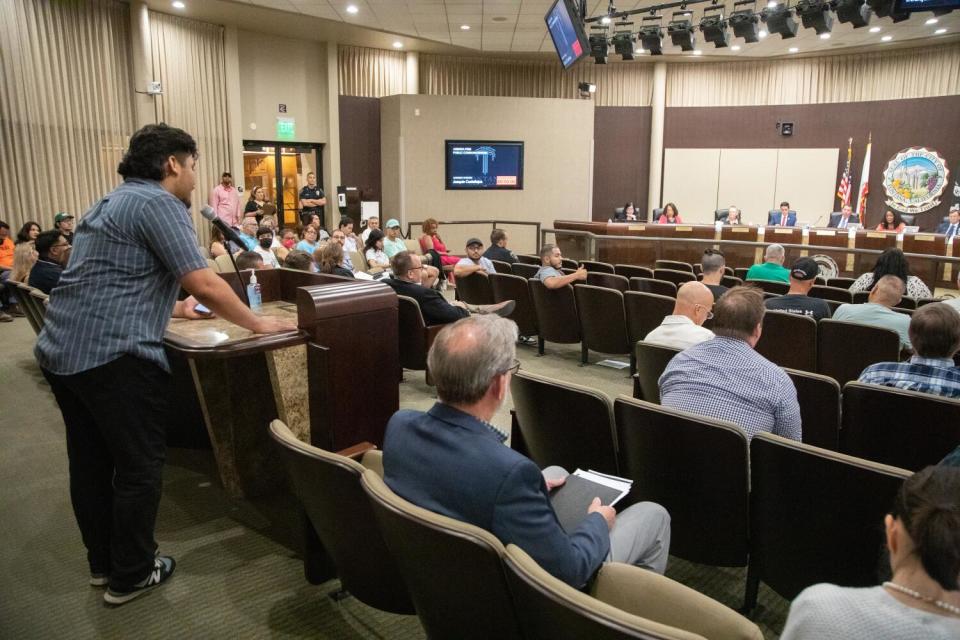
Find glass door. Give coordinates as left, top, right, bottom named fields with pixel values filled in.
left=242, top=141, right=323, bottom=228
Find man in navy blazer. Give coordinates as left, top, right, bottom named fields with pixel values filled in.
left=383, top=315, right=671, bottom=588
left=828, top=204, right=860, bottom=229
left=768, top=201, right=797, bottom=227
left=937, top=207, right=959, bottom=239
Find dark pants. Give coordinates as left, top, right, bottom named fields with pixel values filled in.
left=42, top=356, right=171, bottom=590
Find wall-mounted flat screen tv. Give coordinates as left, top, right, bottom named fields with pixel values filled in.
left=545, top=0, right=590, bottom=69
left=445, top=141, right=524, bottom=190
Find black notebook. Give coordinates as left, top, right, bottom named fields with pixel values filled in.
left=549, top=470, right=632, bottom=533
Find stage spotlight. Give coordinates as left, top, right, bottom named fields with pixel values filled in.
left=730, top=0, right=761, bottom=42
left=762, top=3, right=799, bottom=39
left=834, top=0, right=872, bottom=28
left=639, top=17, right=664, bottom=55
left=866, top=0, right=909, bottom=22
left=589, top=32, right=609, bottom=63
left=668, top=11, right=697, bottom=51
left=700, top=6, right=730, bottom=48
left=613, top=26, right=636, bottom=60
left=795, top=0, right=833, bottom=34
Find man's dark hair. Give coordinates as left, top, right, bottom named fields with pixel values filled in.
left=701, top=249, right=725, bottom=275
left=0, top=220, right=9, bottom=230
left=338, top=216, right=353, bottom=229
left=235, top=251, right=263, bottom=271
left=539, top=243, right=556, bottom=262
left=712, top=286, right=765, bottom=341
left=35, top=230, right=64, bottom=259
left=117, top=123, right=198, bottom=181
left=490, top=229, right=506, bottom=245
left=391, top=250, right=415, bottom=276
left=283, top=250, right=313, bottom=271
left=780, top=201, right=790, bottom=208
left=909, top=303, right=960, bottom=359
left=222, top=171, right=231, bottom=178
left=256, top=226, right=273, bottom=238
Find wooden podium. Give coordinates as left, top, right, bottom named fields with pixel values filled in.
left=164, top=268, right=398, bottom=499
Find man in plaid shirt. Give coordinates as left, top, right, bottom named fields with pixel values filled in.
left=859, top=303, right=960, bottom=399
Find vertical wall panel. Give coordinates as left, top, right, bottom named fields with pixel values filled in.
left=662, top=149, right=721, bottom=223
left=716, top=149, right=779, bottom=226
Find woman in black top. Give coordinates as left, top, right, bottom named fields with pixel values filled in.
left=244, top=186, right=266, bottom=221
left=613, top=202, right=637, bottom=222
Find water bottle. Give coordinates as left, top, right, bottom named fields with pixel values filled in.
left=247, top=270, right=262, bottom=310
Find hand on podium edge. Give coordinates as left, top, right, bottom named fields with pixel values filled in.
left=251, top=316, right=299, bottom=335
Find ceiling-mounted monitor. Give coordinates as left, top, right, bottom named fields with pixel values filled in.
left=894, top=0, right=959, bottom=11
left=545, top=0, right=590, bottom=69
left=445, top=141, right=524, bottom=190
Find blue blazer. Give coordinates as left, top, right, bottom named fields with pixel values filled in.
left=768, top=211, right=797, bottom=227
left=828, top=212, right=860, bottom=228
left=383, top=403, right=610, bottom=588
left=936, top=221, right=958, bottom=235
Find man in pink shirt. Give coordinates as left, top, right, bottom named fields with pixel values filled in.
left=208, top=171, right=241, bottom=226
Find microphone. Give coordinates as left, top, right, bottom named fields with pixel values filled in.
left=810, top=215, right=824, bottom=228
left=200, top=205, right=246, bottom=248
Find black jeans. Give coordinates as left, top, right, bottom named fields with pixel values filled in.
left=42, top=356, right=171, bottom=590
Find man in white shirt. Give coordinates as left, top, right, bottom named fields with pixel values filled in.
left=454, top=238, right=496, bottom=278
left=361, top=215, right=380, bottom=244
left=253, top=226, right=280, bottom=269
left=644, top=281, right=715, bottom=349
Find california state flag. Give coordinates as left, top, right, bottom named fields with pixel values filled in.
left=856, top=135, right=872, bottom=218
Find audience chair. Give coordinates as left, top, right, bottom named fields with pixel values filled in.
left=915, top=297, right=941, bottom=308
left=206, top=258, right=220, bottom=272
left=455, top=273, right=495, bottom=306
left=529, top=280, right=581, bottom=356
left=490, top=259, right=513, bottom=274
left=586, top=272, right=630, bottom=293
left=361, top=471, right=524, bottom=640
left=625, top=292, right=675, bottom=357
left=615, top=398, right=750, bottom=574
left=748, top=279, right=790, bottom=295
left=515, top=254, right=539, bottom=265
left=754, top=311, right=817, bottom=372
left=629, top=277, right=677, bottom=298
left=561, top=258, right=580, bottom=269
left=827, top=276, right=856, bottom=288
left=734, top=268, right=749, bottom=281
left=489, top=273, right=539, bottom=338
left=808, top=285, right=853, bottom=304
left=784, top=368, right=841, bottom=451
left=851, top=291, right=917, bottom=309
left=29, top=289, right=47, bottom=322
left=511, top=262, right=540, bottom=279
left=13, top=283, right=42, bottom=335
left=841, top=382, right=960, bottom=471
left=396, top=295, right=444, bottom=385
left=578, top=260, right=616, bottom=274
left=692, top=263, right=702, bottom=276
left=720, top=275, right=743, bottom=288
left=214, top=253, right=236, bottom=274
left=268, top=421, right=413, bottom=614
left=511, top=371, right=619, bottom=475
left=653, top=268, right=696, bottom=288
left=615, top=264, right=654, bottom=280
left=561, top=267, right=577, bottom=275
left=503, top=545, right=763, bottom=640
left=745, top=433, right=910, bottom=611
left=817, top=320, right=900, bottom=386
left=654, top=260, right=694, bottom=273
left=631, top=341, right=681, bottom=403
left=574, top=285, right=631, bottom=365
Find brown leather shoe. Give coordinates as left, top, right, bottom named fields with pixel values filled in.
left=5, top=304, right=23, bottom=318
left=472, top=300, right=515, bottom=317
left=0, top=311, right=13, bottom=323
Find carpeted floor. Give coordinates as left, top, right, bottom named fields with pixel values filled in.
left=0, top=313, right=789, bottom=639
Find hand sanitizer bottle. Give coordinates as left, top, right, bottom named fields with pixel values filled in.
left=247, top=270, right=262, bottom=310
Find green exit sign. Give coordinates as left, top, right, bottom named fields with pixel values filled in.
left=276, top=117, right=295, bottom=141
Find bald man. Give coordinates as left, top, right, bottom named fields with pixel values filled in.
left=643, top=281, right=716, bottom=349
left=832, top=274, right=912, bottom=350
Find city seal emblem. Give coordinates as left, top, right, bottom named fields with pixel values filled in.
left=882, top=147, right=950, bottom=214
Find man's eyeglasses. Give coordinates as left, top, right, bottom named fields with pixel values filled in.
left=695, top=304, right=714, bottom=320
left=501, top=359, right=521, bottom=376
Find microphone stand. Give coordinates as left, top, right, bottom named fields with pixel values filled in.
left=221, top=229, right=251, bottom=308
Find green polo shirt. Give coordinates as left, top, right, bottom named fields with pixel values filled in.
left=745, top=261, right=790, bottom=283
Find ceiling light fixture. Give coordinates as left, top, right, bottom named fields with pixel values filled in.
left=869, top=26, right=881, bottom=32
left=762, top=3, right=799, bottom=39
left=392, top=41, right=403, bottom=48
left=601, top=16, right=612, bottom=24
left=926, top=17, right=938, bottom=24
left=881, top=34, right=892, bottom=41
left=820, top=32, right=831, bottom=38
left=730, top=0, right=761, bottom=43
left=700, top=6, right=731, bottom=48
left=789, top=46, right=799, bottom=52
left=172, top=0, right=185, bottom=8
left=834, top=0, right=872, bottom=28
left=866, top=0, right=908, bottom=23
left=759, top=29, right=769, bottom=38
left=935, top=28, right=947, bottom=34
left=693, top=49, right=703, bottom=55
left=796, top=0, right=834, bottom=35
left=460, top=25, right=470, bottom=30
left=346, top=4, right=358, bottom=14
left=613, top=27, right=637, bottom=60
left=668, top=11, right=697, bottom=51
left=639, top=16, right=665, bottom=56
left=731, top=44, right=742, bottom=50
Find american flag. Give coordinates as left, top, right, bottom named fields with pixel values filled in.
left=837, top=138, right=853, bottom=207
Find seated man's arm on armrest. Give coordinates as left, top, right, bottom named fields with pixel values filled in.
left=773, top=372, right=803, bottom=442
left=492, top=459, right=610, bottom=588
left=543, top=268, right=586, bottom=290
left=454, top=262, right=485, bottom=278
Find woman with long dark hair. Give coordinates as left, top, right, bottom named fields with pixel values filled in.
left=657, top=203, right=682, bottom=224
left=877, top=210, right=906, bottom=233
left=16, top=221, right=41, bottom=244
left=849, top=248, right=932, bottom=299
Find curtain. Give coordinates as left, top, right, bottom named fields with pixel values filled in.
left=149, top=10, right=231, bottom=246
left=666, top=43, right=960, bottom=107
left=339, top=44, right=407, bottom=98
left=420, top=55, right=654, bottom=107
left=0, top=0, right=134, bottom=230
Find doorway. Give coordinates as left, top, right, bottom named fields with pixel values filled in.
left=242, top=141, right=324, bottom=228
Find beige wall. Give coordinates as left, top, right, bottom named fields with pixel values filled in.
left=237, top=31, right=329, bottom=144
left=380, top=94, right=594, bottom=253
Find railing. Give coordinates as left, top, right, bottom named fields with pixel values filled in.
left=405, top=220, right=542, bottom=254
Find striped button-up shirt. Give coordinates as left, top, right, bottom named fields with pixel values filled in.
left=859, top=356, right=960, bottom=399
left=35, top=179, right=209, bottom=375
left=659, top=336, right=802, bottom=442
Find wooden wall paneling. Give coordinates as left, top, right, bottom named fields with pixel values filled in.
left=339, top=95, right=382, bottom=202
left=592, top=107, right=651, bottom=222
